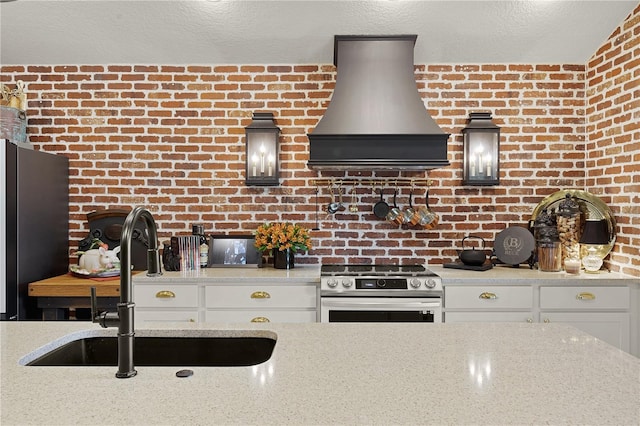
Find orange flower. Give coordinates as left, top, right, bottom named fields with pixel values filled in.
left=254, top=222, right=312, bottom=253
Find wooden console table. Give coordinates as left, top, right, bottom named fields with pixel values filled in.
left=28, top=273, right=122, bottom=320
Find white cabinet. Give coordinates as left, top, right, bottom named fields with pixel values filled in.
left=205, top=285, right=317, bottom=323
left=443, top=282, right=633, bottom=354
left=444, top=285, right=534, bottom=323
left=132, top=266, right=320, bottom=324
left=135, top=284, right=199, bottom=324
left=539, top=286, right=630, bottom=352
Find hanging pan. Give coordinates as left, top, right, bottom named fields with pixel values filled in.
left=373, top=185, right=390, bottom=219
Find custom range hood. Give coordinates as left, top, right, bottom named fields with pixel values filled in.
left=308, top=35, right=450, bottom=170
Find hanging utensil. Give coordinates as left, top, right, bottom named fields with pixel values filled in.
left=419, top=183, right=440, bottom=230
left=349, top=184, right=358, bottom=213
left=313, top=186, right=320, bottom=230
left=326, top=181, right=339, bottom=214
left=402, top=182, right=417, bottom=225
left=386, top=186, right=403, bottom=225
left=373, top=183, right=390, bottom=219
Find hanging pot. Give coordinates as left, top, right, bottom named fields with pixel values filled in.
left=458, top=235, right=487, bottom=266
left=386, top=189, right=403, bottom=225
left=373, top=187, right=390, bottom=219
left=416, top=187, right=439, bottom=230
left=402, top=188, right=417, bottom=225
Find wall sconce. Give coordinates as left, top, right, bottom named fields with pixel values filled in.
left=245, top=112, right=280, bottom=186
left=579, top=219, right=610, bottom=273
left=462, top=112, right=500, bottom=186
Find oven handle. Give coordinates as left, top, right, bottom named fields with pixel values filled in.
left=321, top=300, right=441, bottom=309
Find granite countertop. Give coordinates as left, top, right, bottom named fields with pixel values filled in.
left=2, top=321, right=639, bottom=425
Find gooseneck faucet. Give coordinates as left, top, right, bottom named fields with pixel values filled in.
left=90, top=207, right=163, bottom=378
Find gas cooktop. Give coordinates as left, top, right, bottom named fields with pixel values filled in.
left=320, top=264, right=437, bottom=277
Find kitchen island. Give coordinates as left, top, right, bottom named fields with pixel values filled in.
left=2, top=321, right=639, bottom=425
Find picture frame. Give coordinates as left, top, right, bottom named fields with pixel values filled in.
left=207, top=234, right=261, bottom=267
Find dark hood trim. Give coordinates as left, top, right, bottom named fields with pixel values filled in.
left=308, top=134, right=449, bottom=170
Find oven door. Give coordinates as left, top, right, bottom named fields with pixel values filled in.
left=320, top=297, right=442, bottom=323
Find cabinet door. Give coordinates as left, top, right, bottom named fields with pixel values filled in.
left=206, top=285, right=316, bottom=309
left=445, top=311, right=534, bottom=323
left=445, top=286, right=533, bottom=309
left=542, top=312, right=630, bottom=353
left=205, top=310, right=316, bottom=323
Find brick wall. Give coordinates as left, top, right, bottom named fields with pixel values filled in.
left=585, top=3, right=640, bottom=277
left=1, top=6, right=638, bottom=276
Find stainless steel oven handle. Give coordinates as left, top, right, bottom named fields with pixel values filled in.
left=321, top=300, right=440, bottom=309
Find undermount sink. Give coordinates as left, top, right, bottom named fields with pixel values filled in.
left=23, top=331, right=276, bottom=367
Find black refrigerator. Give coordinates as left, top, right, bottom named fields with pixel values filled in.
left=1, top=140, right=69, bottom=320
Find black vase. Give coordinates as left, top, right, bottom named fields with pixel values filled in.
left=273, top=248, right=294, bottom=269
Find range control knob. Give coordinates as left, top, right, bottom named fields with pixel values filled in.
left=376, top=279, right=387, bottom=288
left=425, top=278, right=437, bottom=289
left=327, top=279, right=338, bottom=288
left=342, top=279, right=353, bottom=288
left=409, top=278, right=422, bottom=289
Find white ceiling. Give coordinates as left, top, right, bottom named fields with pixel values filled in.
left=0, top=0, right=637, bottom=65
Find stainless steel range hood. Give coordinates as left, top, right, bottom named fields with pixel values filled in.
left=307, top=35, right=450, bottom=170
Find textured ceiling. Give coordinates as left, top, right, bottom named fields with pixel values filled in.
left=0, top=0, right=637, bottom=65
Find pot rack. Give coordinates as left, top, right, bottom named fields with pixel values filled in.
left=311, top=178, right=434, bottom=190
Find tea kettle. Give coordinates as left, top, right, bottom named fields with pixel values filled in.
left=457, top=236, right=487, bottom=266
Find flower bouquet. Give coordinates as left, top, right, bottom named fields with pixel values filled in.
left=254, top=222, right=312, bottom=269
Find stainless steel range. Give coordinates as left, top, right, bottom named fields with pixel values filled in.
left=320, top=264, right=442, bottom=323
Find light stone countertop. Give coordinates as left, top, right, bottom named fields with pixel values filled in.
left=133, top=264, right=321, bottom=284
left=430, top=264, right=640, bottom=285
left=2, top=321, right=639, bottom=425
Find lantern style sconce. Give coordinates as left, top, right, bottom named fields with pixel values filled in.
left=245, top=112, right=280, bottom=186
left=462, top=112, right=500, bottom=186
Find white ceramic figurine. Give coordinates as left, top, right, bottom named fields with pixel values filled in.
left=78, top=246, right=121, bottom=272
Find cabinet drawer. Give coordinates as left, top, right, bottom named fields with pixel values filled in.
left=540, top=286, right=630, bottom=310
left=206, top=285, right=316, bottom=309
left=445, top=286, right=532, bottom=309
left=205, top=310, right=317, bottom=323
left=136, top=309, right=199, bottom=323
left=445, top=312, right=533, bottom=323
left=135, top=285, right=199, bottom=308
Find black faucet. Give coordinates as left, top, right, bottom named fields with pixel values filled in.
left=90, top=207, right=163, bottom=378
